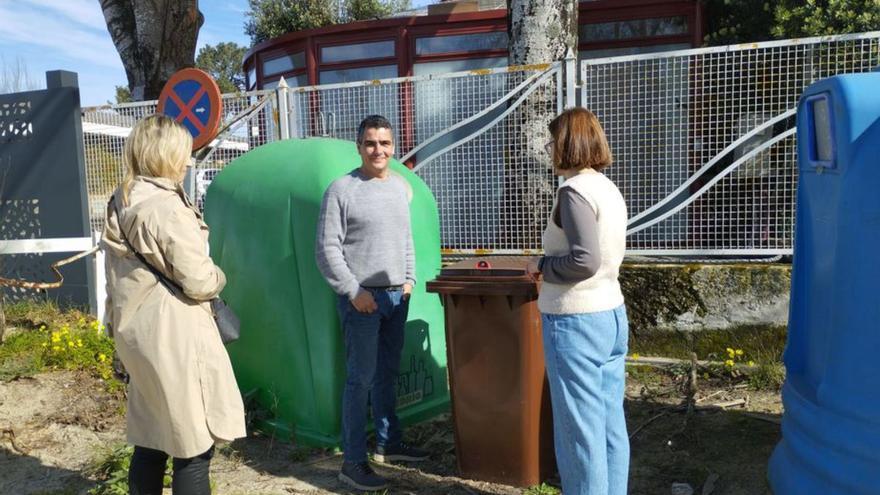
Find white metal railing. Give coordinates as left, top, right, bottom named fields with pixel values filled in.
left=81, top=88, right=278, bottom=231
left=582, top=31, right=880, bottom=255
left=79, top=32, right=880, bottom=257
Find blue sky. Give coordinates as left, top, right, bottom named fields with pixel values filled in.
left=0, top=0, right=431, bottom=107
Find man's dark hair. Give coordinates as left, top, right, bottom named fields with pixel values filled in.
left=356, top=115, right=393, bottom=144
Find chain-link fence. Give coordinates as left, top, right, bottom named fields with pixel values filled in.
left=81, top=89, right=277, bottom=231
left=582, top=31, right=880, bottom=255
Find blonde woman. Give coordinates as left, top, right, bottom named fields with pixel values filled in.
left=528, top=108, right=630, bottom=495
left=102, top=114, right=245, bottom=494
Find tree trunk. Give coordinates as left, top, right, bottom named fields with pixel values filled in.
left=508, top=0, right=578, bottom=66
left=505, top=0, right=578, bottom=249
left=100, top=0, right=204, bottom=101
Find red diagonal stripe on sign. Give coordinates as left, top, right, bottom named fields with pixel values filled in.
left=168, top=86, right=208, bottom=134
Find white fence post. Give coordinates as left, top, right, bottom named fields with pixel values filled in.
left=564, top=47, right=577, bottom=110
left=276, top=77, right=290, bottom=141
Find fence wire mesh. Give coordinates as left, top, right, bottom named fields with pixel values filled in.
left=582, top=31, right=880, bottom=255
left=81, top=89, right=277, bottom=231
left=287, top=64, right=562, bottom=253
left=80, top=33, right=880, bottom=256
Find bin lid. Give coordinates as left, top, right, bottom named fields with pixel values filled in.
left=426, top=256, right=539, bottom=296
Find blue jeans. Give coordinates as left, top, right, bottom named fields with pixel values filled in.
left=338, top=288, right=409, bottom=463
left=542, top=304, right=630, bottom=495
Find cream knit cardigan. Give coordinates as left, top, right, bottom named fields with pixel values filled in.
left=537, top=168, right=628, bottom=315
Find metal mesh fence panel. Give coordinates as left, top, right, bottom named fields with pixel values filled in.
left=289, top=64, right=562, bottom=253
left=81, top=89, right=277, bottom=231
left=581, top=32, right=880, bottom=255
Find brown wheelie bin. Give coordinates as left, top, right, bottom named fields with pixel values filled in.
left=426, top=256, right=555, bottom=487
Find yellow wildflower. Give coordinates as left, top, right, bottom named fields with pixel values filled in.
left=76, top=339, right=84, bottom=347
left=98, top=353, right=107, bottom=362
left=735, top=349, right=744, bottom=356
left=631, top=353, right=640, bottom=360
left=41, top=342, right=48, bottom=347
left=724, top=359, right=735, bottom=367
left=726, top=347, right=735, bottom=358
left=52, top=346, right=61, bottom=352
left=748, top=361, right=755, bottom=367
left=67, top=341, right=75, bottom=347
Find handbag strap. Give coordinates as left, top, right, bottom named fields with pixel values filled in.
left=109, top=195, right=185, bottom=295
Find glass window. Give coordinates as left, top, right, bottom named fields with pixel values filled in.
left=262, top=74, right=309, bottom=89
left=416, top=32, right=508, bottom=55
left=413, top=57, right=507, bottom=76
left=319, top=64, right=398, bottom=84
left=263, top=51, right=305, bottom=76
left=580, top=16, right=688, bottom=42
left=321, top=40, right=395, bottom=63
left=247, top=67, right=256, bottom=89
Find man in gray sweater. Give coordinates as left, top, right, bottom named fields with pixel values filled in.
left=315, top=115, right=428, bottom=492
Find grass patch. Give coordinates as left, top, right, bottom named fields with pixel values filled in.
left=524, top=482, right=561, bottom=495
left=0, top=300, right=120, bottom=390
left=629, top=324, right=787, bottom=365
left=87, top=444, right=171, bottom=495
left=747, top=362, right=786, bottom=390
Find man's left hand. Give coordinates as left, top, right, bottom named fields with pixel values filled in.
left=403, top=283, right=413, bottom=301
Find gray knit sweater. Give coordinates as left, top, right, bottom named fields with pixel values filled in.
left=315, top=169, right=416, bottom=299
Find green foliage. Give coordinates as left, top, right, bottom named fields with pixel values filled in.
left=0, top=301, right=119, bottom=389
left=747, top=361, right=786, bottom=390
left=344, top=0, right=411, bottom=21
left=196, top=42, right=248, bottom=93
left=88, top=444, right=173, bottom=495
left=703, top=0, right=880, bottom=45
left=703, top=0, right=776, bottom=46
left=772, top=0, right=880, bottom=38
left=245, top=0, right=411, bottom=44
left=524, top=483, right=562, bottom=495
left=84, top=143, right=124, bottom=197
left=245, top=0, right=337, bottom=43
left=113, top=85, right=132, bottom=104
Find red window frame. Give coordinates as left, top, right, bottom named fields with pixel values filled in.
left=257, top=43, right=308, bottom=89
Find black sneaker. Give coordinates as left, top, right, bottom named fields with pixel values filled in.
left=338, top=461, right=388, bottom=491
left=374, top=442, right=430, bottom=462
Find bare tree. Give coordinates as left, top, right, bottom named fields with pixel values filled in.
left=99, top=0, right=204, bottom=101
left=0, top=56, right=40, bottom=94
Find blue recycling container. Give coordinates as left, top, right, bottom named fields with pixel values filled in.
left=768, top=73, right=880, bottom=494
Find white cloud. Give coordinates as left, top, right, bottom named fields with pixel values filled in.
left=22, top=0, right=108, bottom=32
left=0, top=3, right=120, bottom=69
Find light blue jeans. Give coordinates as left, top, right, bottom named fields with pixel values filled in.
left=541, top=304, right=630, bottom=495
left=337, top=288, right=408, bottom=463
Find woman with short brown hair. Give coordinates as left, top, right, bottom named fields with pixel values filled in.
left=529, top=107, right=630, bottom=495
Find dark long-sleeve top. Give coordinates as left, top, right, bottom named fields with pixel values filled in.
left=538, top=188, right=601, bottom=284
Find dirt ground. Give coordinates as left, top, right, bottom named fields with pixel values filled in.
left=0, top=368, right=781, bottom=495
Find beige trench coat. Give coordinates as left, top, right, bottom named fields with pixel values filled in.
left=102, top=176, right=246, bottom=458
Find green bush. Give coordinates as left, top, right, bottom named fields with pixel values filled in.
left=0, top=305, right=119, bottom=390
left=88, top=444, right=171, bottom=495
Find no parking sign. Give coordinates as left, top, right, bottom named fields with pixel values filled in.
left=157, top=68, right=222, bottom=151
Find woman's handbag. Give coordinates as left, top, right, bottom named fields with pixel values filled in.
left=211, top=298, right=240, bottom=344
left=111, top=197, right=240, bottom=344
